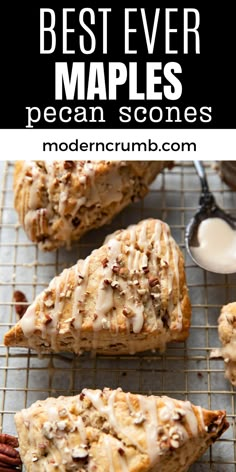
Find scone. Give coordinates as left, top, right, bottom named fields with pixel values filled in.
left=4, top=219, right=191, bottom=355
left=14, top=160, right=172, bottom=251
left=218, top=161, right=236, bottom=190
left=15, top=388, right=229, bottom=472
left=212, top=302, right=236, bottom=385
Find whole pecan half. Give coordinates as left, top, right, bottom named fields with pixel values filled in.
left=13, top=291, right=29, bottom=319
left=0, top=435, right=18, bottom=448
left=0, top=434, right=22, bottom=471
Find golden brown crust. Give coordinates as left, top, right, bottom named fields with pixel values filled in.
left=4, top=219, right=191, bottom=355
left=214, top=302, right=236, bottom=385
left=14, top=160, right=172, bottom=251
left=218, top=161, right=236, bottom=190
left=15, top=388, right=228, bottom=472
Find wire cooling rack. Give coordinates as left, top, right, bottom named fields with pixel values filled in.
left=1, top=160, right=236, bottom=471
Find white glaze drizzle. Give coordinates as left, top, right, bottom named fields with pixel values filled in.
left=72, top=257, right=90, bottom=331
left=103, top=436, right=115, bottom=472
left=46, top=268, right=71, bottom=351
left=17, top=389, right=209, bottom=471
left=20, top=304, right=38, bottom=336
left=170, top=238, right=182, bottom=330
left=137, top=394, right=160, bottom=465
left=93, top=239, right=122, bottom=331
left=83, top=389, right=146, bottom=454
left=19, top=219, right=184, bottom=352
left=117, top=454, right=129, bottom=472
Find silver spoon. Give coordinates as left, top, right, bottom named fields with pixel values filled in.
left=185, top=161, right=236, bottom=273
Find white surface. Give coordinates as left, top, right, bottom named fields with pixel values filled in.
left=0, top=129, right=236, bottom=160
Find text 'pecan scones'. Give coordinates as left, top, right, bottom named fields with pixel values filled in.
left=15, top=388, right=228, bottom=472
left=14, top=160, right=172, bottom=251
left=4, top=219, right=191, bottom=355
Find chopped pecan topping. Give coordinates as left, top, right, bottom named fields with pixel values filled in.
left=101, top=258, right=109, bottom=268
left=137, top=288, right=147, bottom=296
left=172, top=408, right=186, bottom=421
left=44, top=313, right=52, bottom=325
left=25, top=170, right=32, bottom=178
left=133, top=413, right=146, bottom=425
left=13, top=291, right=29, bottom=319
left=118, top=448, right=125, bottom=456
left=169, top=438, right=180, bottom=449
left=149, top=277, right=159, bottom=288
left=161, top=260, right=169, bottom=269
left=72, top=447, right=88, bottom=460
left=72, top=217, right=81, bottom=228
left=119, top=267, right=129, bottom=278
left=61, top=172, right=71, bottom=184
left=122, top=307, right=134, bottom=318
left=103, top=279, right=111, bottom=287
left=44, top=299, right=54, bottom=308
left=111, top=281, right=119, bottom=289
left=64, top=161, right=75, bottom=170
left=112, top=265, right=120, bottom=274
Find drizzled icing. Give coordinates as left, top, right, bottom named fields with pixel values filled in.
left=72, top=257, right=91, bottom=331
left=93, top=239, right=123, bottom=331
left=212, top=302, right=236, bottom=386
left=15, top=389, right=211, bottom=472
left=15, top=161, right=172, bottom=251
left=18, top=219, right=187, bottom=354
left=17, top=161, right=130, bottom=250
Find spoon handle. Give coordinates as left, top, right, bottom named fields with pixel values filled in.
left=193, top=160, right=216, bottom=209
left=194, top=161, right=210, bottom=195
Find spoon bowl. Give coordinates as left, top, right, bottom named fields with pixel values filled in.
left=185, top=161, right=236, bottom=274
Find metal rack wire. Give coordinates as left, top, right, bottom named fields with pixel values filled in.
left=0, top=160, right=236, bottom=471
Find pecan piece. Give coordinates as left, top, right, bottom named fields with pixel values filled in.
left=119, top=267, right=129, bottom=279
left=72, top=217, right=81, bottom=228
left=122, top=307, right=134, bottom=318
left=61, top=172, right=71, bottom=184
left=112, top=265, right=120, bottom=274
left=118, top=448, right=125, bottom=456
left=25, top=170, right=32, bottom=178
left=13, top=291, right=29, bottom=319
left=103, top=279, right=111, bottom=287
left=44, top=313, right=52, bottom=325
left=64, top=161, right=75, bottom=170
left=149, top=277, right=159, bottom=288
left=0, top=435, right=18, bottom=448
left=0, top=443, right=22, bottom=470
left=101, top=258, right=109, bottom=268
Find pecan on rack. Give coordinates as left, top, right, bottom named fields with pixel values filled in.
left=13, top=291, right=29, bottom=319
left=0, top=434, right=22, bottom=471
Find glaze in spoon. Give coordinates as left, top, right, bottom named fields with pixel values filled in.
left=185, top=161, right=236, bottom=274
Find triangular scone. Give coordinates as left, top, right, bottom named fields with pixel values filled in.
left=4, top=219, right=191, bottom=355
left=15, top=388, right=228, bottom=472
left=211, top=302, right=236, bottom=385
left=14, top=160, right=172, bottom=251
